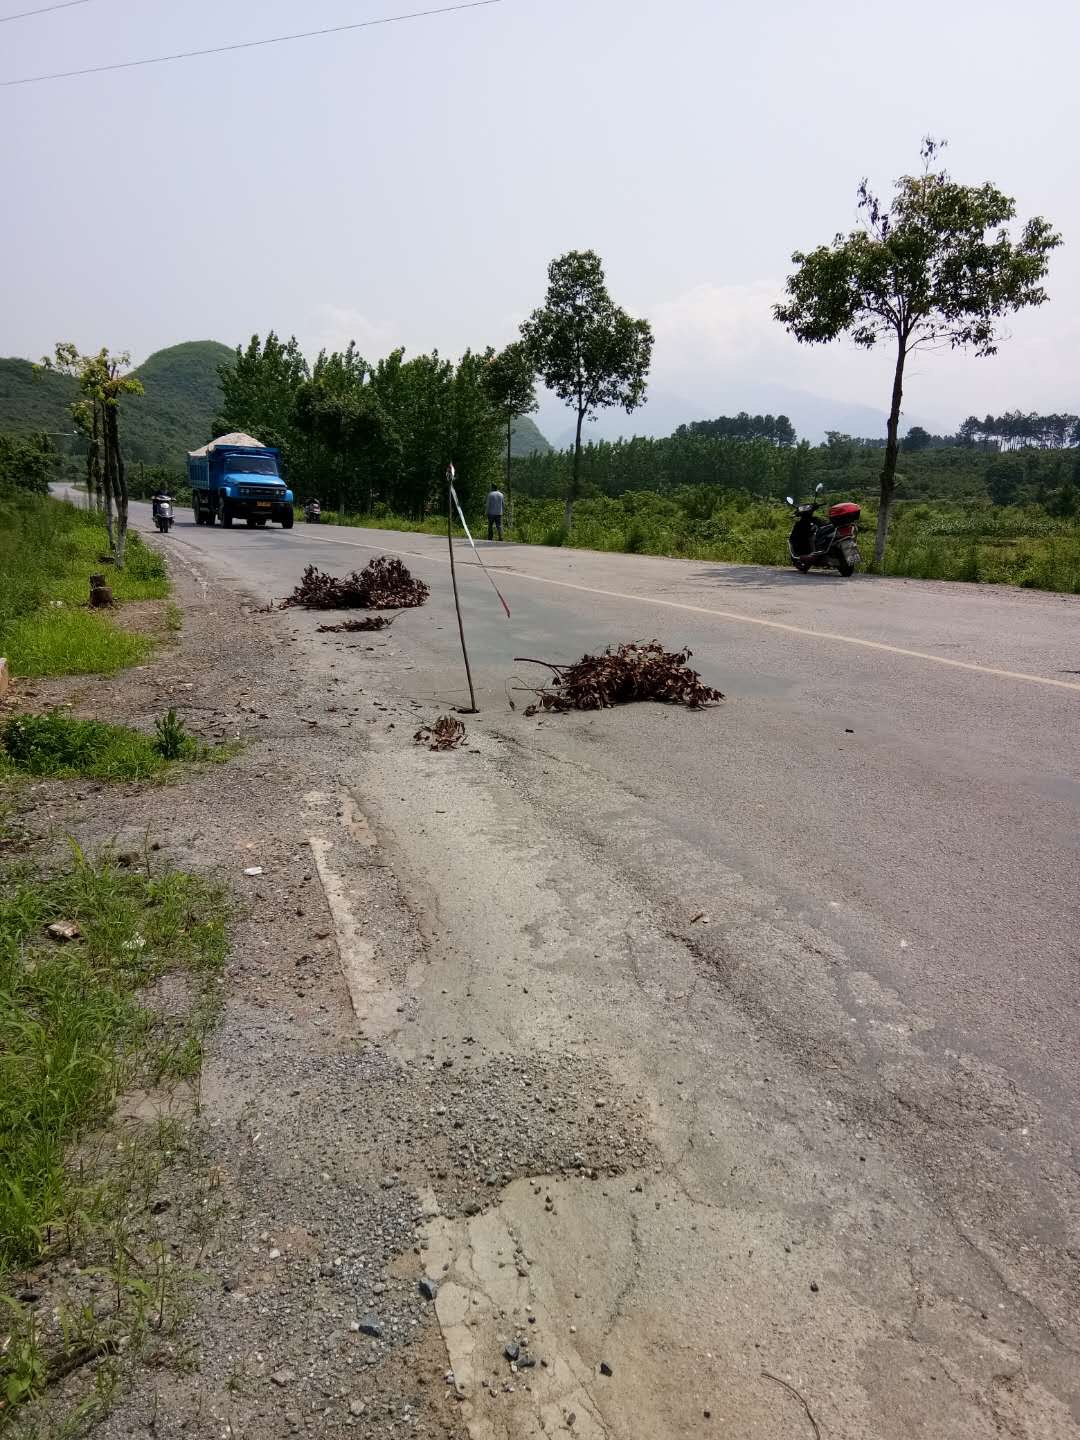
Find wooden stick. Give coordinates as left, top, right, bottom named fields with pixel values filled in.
left=761, top=1371, right=822, bottom=1440
left=448, top=471, right=478, bottom=714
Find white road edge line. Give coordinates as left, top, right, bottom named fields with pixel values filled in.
left=297, top=529, right=1080, bottom=695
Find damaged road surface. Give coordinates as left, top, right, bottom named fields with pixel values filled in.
left=38, top=497, right=1080, bottom=1439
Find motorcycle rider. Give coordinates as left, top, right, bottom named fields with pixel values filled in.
left=151, top=488, right=171, bottom=518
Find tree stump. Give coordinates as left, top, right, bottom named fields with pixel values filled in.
left=89, top=573, right=113, bottom=608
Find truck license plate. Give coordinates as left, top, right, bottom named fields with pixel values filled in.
left=255, top=501, right=271, bottom=508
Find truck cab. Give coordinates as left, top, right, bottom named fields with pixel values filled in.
left=187, top=432, right=294, bottom=529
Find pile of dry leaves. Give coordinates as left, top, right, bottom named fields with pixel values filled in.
left=284, top=557, right=429, bottom=610
left=414, top=715, right=466, bottom=750
left=517, top=642, right=723, bottom=716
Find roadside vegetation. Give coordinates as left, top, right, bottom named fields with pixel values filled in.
left=0, top=843, right=227, bottom=1421
left=0, top=708, right=228, bottom=782
left=0, top=497, right=166, bottom=677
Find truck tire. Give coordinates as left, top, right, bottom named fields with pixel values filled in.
left=246, top=517, right=257, bottom=528
left=280, top=507, right=294, bottom=530
left=204, top=502, right=215, bottom=527
left=220, top=502, right=233, bottom=528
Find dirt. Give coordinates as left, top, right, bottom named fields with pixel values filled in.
left=7, top=559, right=649, bottom=1439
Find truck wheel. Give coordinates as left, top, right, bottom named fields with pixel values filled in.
left=280, top=507, right=294, bottom=530
left=246, top=517, right=257, bottom=528
left=204, top=503, right=215, bottom=527
left=220, top=503, right=233, bottom=528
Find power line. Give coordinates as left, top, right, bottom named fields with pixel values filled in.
left=1, top=0, right=503, bottom=86
left=0, top=0, right=91, bottom=22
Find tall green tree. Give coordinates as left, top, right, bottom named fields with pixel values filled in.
left=42, top=345, right=143, bottom=566
left=521, top=250, right=653, bottom=528
left=484, top=341, right=537, bottom=526
left=214, top=332, right=309, bottom=480
left=775, top=139, right=1061, bottom=564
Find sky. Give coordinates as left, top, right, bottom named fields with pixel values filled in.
left=3, top=0, right=1079, bottom=442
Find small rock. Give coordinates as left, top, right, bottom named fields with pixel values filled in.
left=810, top=1280, right=820, bottom=1293
left=348, top=1400, right=365, bottom=1417
left=505, top=1343, right=520, bottom=1362
left=419, top=1277, right=439, bottom=1301
left=271, top=1368, right=296, bottom=1387
left=243, top=866, right=264, bottom=877
left=268, top=1248, right=281, bottom=1260
left=357, top=1316, right=382, bottom=1338
left=599, top=1362, right=613, bottom=1377
left=46, top=921, right=80, bottom=942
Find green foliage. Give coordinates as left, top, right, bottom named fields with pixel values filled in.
left=775, top=137, right=1061, bottom=561
left=521, top=250, right=653, bottom=519
left=675, top=413, right=795, bottom=446
left=0, top=432, right=55, bottom=497
left=0, top=497, right=169, bottom=677
left=216, top=334, right=506, bottom=519
left=0, top=342, right=232, bottom=485
left=152, top=708, right=191, bottom=761
left=0, top=849, right=227, bottom=1280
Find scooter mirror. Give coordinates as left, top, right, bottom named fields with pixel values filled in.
left=815, top=483, right=825, bottom=493
left=784, top=496, right=795, bottom=506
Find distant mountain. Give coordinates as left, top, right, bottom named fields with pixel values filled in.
left=537, top=383, right=929, bottom=448
left=0, top=340, right=233, bottom=471
left=510, top=414, right=551, bottom=456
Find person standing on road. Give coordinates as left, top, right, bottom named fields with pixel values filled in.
left=486, top=486, right=505, bottom=542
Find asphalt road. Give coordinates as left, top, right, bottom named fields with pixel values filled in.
left=124, top=496, right=1080, bottom=1433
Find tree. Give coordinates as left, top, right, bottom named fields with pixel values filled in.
left=215, top=332, right=309, bottom=483
left=775, top=138, right=1060, bottom=565
left=902, top=425, right=932, bottom=452
left=483, top=341, right=537, bottom=529
left=42, top=344, right=143, bottom=565
left=985, top=456, right=1024, bottom=506
left=521, top=250, right=653, bottom=528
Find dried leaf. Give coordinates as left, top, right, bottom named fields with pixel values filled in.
left=517, top=642, right=723, bottom=715
left=414, top=715, right=466, bottom=751
left=283, top=558, right=429, bottom=611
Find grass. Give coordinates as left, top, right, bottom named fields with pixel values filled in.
left=0, top=709, right=229, bottom=783
left=318, top=493, right=1080, bottom=593
left=0, top=496, right=168, bottom=678
left=0, top=845, right=228, bottom=1419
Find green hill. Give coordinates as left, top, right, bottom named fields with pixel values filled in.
left=0, top=340, right=232, bottom=475
left=510, top=414, right=551, bottom=457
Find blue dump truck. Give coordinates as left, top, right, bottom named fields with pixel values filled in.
left=187, top=432, right=294, bottom=529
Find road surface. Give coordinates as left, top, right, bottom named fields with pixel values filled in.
left=125, top=497, right=1080, bottom=1434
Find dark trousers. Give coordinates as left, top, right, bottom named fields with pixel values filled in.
left=487, top=514, right=503, bottom=541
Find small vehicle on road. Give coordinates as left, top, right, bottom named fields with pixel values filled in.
left=304, top=499, right=322, bottom=524
left=785, top=484, right=862, bottom=576
left=152, top=493, right=174, bottom=533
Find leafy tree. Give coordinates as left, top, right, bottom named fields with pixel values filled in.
left=214, top=332, right=309, bottom=474
left=985, top=457, right=1024, bottom=506
left=42, top=345, right=143, bottom=565
left=484, top=341, right=537, bottom=525
left=902, top=425, right=932, bottom=452
left=0, top=432, right=55, bottom=496
left=676, top=412, right=796, bottom=446
left=775, top=138, right=1061, bottom=564
left=521, top=250, right=653, bottom=528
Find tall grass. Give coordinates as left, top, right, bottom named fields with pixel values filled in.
left=0, top=848, right=227, bottom=1279
left=0, top=497, right=168, bottom=676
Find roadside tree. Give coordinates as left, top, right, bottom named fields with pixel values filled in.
left=775, top=139, right=1060, bottom=564
left=521, top=250, right=653, bottom=529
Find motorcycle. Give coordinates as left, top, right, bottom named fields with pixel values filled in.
left=785, top=483, right=862, bottom=576
left=152, top=495, right=174, bottom=534
left=304, top=500, right=322, bottom=524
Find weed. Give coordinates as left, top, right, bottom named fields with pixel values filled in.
left=152, top=709, right=192, bottom=762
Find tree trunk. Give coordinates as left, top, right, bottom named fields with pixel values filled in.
left=505, top=414, right=513, bottom=535
left=565, top=408, right=585, bottom=532
left=99, top=401, right=116, bottom=554
left=105, top=404, right=128, bottom=568
left=875, top=340, right=907, bottom=568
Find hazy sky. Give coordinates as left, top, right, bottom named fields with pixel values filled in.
left=4, top=0, right=1079, bottom=438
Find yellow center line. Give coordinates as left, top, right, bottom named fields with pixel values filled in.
left=285, top=527, right=1080, bottom=695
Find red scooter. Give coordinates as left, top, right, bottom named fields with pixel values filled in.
left=785, top=484, right=862, bottom=576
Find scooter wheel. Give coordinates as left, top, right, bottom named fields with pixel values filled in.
left=793, top=560, right=810, bottom=573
